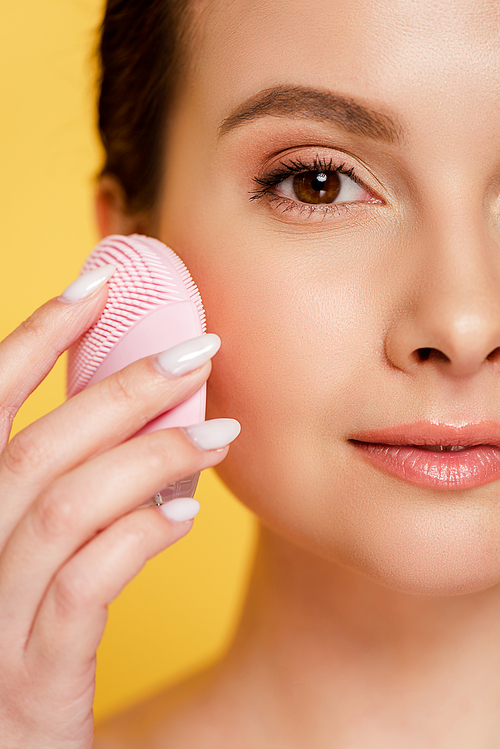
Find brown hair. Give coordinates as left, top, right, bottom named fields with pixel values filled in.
left=98, top=0, right=196, bottom=214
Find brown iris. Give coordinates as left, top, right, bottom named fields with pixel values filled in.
left=292, top=171, right=341, bottom=204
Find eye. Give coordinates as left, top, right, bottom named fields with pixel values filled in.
left=277, top=169, right=368, bottom=205
left=249, top=154, right=382, bottom=219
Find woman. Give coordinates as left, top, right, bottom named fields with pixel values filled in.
left=3, top=0, right=500, bottom=745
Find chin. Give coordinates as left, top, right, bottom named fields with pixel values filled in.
left=316, top=510, right=500, bottom=597
left=355, top=554, right=500, bottom=597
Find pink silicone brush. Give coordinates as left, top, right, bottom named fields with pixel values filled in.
left=67, top=234, right=207, bottom=506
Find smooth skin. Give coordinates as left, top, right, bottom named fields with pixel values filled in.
left=97, top=0, right=500, bottom=747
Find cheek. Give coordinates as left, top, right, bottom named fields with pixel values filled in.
left=202, top=252, right=360, bottom=422
left=197, top=242, right=372, bottom=511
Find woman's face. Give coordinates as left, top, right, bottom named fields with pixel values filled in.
left=156, top=0, right=500, bottom=595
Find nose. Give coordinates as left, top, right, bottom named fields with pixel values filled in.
left=384, top=214, right=500, bottom=378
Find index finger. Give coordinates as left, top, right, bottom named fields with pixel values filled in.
left=0, top=266, right=114, bottom=445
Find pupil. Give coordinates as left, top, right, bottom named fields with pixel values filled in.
left=293, top=170, right=341, bottom=204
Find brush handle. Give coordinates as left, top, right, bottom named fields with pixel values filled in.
left=86, top=301, right=206, bottom=506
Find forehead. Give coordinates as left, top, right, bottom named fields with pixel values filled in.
left=187, top=0, right=500, bottom=145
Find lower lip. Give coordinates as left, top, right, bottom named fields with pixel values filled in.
left=351, top=442, right=500, bottom=489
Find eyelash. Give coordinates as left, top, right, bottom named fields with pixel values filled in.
left=249, top=154, right=373, bottom=218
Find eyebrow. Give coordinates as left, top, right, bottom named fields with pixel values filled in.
left=217, top=84, right=401, bottom=144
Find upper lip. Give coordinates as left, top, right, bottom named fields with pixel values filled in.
left=350, top=421, right=500, bottom=449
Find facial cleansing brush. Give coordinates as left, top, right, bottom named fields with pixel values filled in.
left=66, top=234, right=206, bottom=506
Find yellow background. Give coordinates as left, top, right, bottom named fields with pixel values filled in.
left=0, top=0, right=257, bottom=721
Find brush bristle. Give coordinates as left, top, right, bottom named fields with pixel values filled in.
left=67, top=234, right=206, bottom=396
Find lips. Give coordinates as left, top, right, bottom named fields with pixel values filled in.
left=350, top=422, right=500, bottom=490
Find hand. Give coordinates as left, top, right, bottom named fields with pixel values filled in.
left=0, top=267, right=239, bottom=748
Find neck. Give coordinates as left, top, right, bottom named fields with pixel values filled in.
left=215, top=524, right=500, bottom=746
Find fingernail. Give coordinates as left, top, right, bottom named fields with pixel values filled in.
left=158, top=497, right=200, bottom=522
left=59, top=264, right=116, bottom=303
left=182, top=418, right=241, bottom=451
left=154, top=333, right=221, bottom=377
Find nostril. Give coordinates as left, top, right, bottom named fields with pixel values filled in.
left=415, top=347, right=451, bottom=363
left=417, top=347, right=431, bottom=361
left=487, top=347, right=500, bottom=362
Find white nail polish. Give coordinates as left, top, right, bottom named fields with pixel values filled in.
left=183, top=418, right=241, bottom=451
left=59, top=264, right=116, bottom=303
left=158, top=497, right=200, bottom=522
left=154, top=333, right=221, bottom=377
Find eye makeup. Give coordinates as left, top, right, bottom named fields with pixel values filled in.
left=249, top=151, right=384, bottom=221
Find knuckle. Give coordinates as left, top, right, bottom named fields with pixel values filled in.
left=52, top=522, right=150, bottom=618
left=142, top=430, right=178, bottom=468
left=0, top=402, right=18, bottom=422
left=2, top=427, right=51, bottom=478
left=20, top=309, right=59, bottom=358
left=20, top=308, right=44, bottom=337
left=30, top=487, right=75, bottom=543
left=0, top=402, right=18, bottom=444
left=52, top=567, right=92, bottom=616
left=118, top=519, right=149, bottom=551
left=104, top=366, right=143, bottom=410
